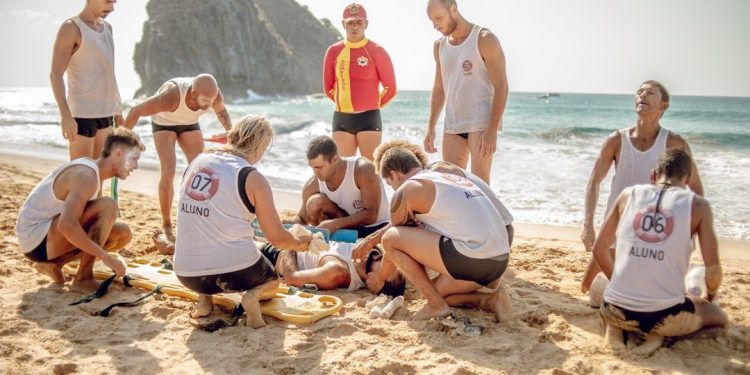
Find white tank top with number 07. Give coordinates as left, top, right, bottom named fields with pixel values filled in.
left=604, top=184, right=694, bottom=312
left=174, top=152, right=259, bottom=277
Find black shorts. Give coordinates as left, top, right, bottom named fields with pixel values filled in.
left=332, top=109, right=382, bottom=134
left=75, top=117, right=113, bottom=138
left=438, top=236, right=508, bottom=286
left=351, top=222, right=388, bottom=238
left=23, top=236, right=49, bottom=262
left=177, top=256, right=278, bottom=295
left=601, top=299, right=696, bottom=333
left=152, top=122, right=201, bottom=136
left=259, top=243, right=281, bottom=267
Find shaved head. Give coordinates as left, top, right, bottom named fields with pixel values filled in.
left=191, top=74, right=219, bottom=109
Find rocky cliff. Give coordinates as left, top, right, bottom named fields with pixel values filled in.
left=133, top=0, right=341, bottom=99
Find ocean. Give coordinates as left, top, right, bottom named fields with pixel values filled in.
left=1, top=88, right=748, bottom=241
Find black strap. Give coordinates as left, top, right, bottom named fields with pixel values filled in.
left=238, top=166, right=256, bottom=213
left=97, top=285, right=163, bottom=317
left=69, top=274, right=117, bottom=305
left=190, top=303, right=245, bottom=333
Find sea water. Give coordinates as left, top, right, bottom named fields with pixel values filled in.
left=1, top=88, right=748, bottom=240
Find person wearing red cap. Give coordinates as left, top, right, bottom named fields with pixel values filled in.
left=323, top=3, right=397, bottom=161
left=424, top=0, right=509, bottom=184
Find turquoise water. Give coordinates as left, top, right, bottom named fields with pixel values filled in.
left=1, top=88, right=748, bottom=240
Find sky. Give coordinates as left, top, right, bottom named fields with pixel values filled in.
left=0, top=0, right=748, bottom=98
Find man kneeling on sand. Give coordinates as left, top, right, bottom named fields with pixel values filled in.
left=355, top=141, right=513, bottom=321
left=15, top=128, right=145, bottom=293
left=593, top=149, right=726, bottom=355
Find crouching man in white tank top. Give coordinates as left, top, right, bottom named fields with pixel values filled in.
left=15, top=128, right=145, bottom=294
left=124, top=74, right=233, bottom=242
left=581, top=80, right=705, bottom=296
left=173, top=115, right=310, bottom=329
left=593, top=149, right=726, bottom=356
left=360, top=142, right=512, bottom=322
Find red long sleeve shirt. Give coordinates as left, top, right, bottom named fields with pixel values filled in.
left=323, top=38, right=397, bottom=113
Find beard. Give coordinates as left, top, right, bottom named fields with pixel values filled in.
left=440, top=17, right=457, bottom=36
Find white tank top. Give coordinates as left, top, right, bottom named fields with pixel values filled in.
left=15, top=158, right=100, bottom=253
left=174, top=152, right=259, bottom=277
left=151, top=77, right=209, bottom=126
left=410, top=170, right=509, bottom=259
left=439, top=25, right=495, bottom=134
left=463, top=169, right=514, bottom=225
left=606, top=127, right=670, bottom=214
left=317, top=157, right=389, bottom=227
left=67, top=17, right=122, bottom=118
left=604, top=184, right=694, bottom=312
left=295, top=241, right=365, bottom=291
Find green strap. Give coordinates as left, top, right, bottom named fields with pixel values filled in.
left=97, top=285, right=163, bottom=317
left=69, top=274, right=117, bottom=305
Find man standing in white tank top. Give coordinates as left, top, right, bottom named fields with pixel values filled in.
left=581, top=81, right=705, bottom=295
left=592, top=149, right=726, bottom=355
left=50, top=0, right=123, bottom=161
left=124, top=74, right=232, bottom=241
left=423, top=0, right=509, bottom=184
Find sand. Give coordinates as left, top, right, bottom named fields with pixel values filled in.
left=1, top=150, right=749, bottom=375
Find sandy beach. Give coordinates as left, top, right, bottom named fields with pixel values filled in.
left=1, top=147, right=749, bottom=374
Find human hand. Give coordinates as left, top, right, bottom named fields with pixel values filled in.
left=296, top=234, right=312, bottom=251
left=477, top=130, right=497, bottom=159
left=366, top=272, right=385, bottom=294
left=424, top=129, right=437, bottom=153
left=61, top=114, right=78, bottom=142
left=104, top=254, right=127, bottom=278
left=317, top=219, right=338, bottom=234
left=581, top=224, right=595, bottom=252
left=351, top=240, right=373, bottom=264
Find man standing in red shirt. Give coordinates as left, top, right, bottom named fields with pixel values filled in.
left=323, top=3, right=397, bottom=161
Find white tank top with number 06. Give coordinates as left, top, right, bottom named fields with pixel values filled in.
left=604, top=184, right=694, bottom=312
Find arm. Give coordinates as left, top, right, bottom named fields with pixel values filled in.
left=248, top=172, right=309, bottom=251
left=108, top=22, right=124, bottom=127
left=56, top=168, right=125, bottom=276
left=211, top=89, right=232, bottom=131
left=477, top=29, right=509, bottom=158
left=582, top=133, right=620, bottom=251
left=693, top=196, right=721, bottom=301
left=374, top=45, right=397, bottom=107
left=50, top=20, right=80, bottom=142
left=322, top=46, right=337, bottom=102
left=424, top=40, right=445, bottom=153
left=667, top=134, right=704, bottom=196
left=285, top=261, right=350, bottom=290
left=123, top=86, right=179, bottom=129
left=351, top=224, right=389, bottom=263
left=591, top=190, right=628, bottom=281
left=287, top=176, right=319, bottom=225
left=318, top=160, right=383, bottom=232
left=275, top=250, right=299, bottom=277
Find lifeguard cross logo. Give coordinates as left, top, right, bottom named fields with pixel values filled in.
left=439, top=173, right=474, bottom=188
left=184, top=167, right=220, bottom=201
left=632, top=205, right=674, bottom=243
left=353, top=199, right=363, bottom=210
left=357, top=56, right=369, bottom=67
left=349, top=4, right=360, bottom=14
left=462, top=60, right=473, bottom=76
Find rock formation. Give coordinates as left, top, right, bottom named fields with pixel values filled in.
left=133, top=0, right=341, bottom=99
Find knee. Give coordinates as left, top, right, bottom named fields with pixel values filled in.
left=160, top=163, right=176, bottom=179
left=91, top=197, right=118, bottom=217
left=381, top=227, right=400, bottom=250
left=111, top=222, right=133, bottom=247
left=305, top=193, right=328, bottom=217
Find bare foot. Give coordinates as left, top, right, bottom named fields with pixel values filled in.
left=241, top=291, right=266, bottom=329
left=411, top=301, right=451, bottom=321
left=629, top=333, right=663, bottom=357
left=604, top=324, right=626, bottom=352
left=481, top=288, right=513, bottom=323
left=151, top=229, right=174, bottom=255
left=163, top=226, right=176, bottom=243
left=34, top=262, right=65, bottom=284
left=190, top=294, right=213, bottom=318
left=70, top=278, right=99, bottom=294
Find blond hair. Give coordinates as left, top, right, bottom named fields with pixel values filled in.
left=102, top=127, right=145, bottom=157
left=211, top=114, right=273, bottom=159
left=373, top=140, right=429, bottom=171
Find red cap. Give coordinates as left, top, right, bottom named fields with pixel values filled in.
left=342, top=3, right=367, bottom=22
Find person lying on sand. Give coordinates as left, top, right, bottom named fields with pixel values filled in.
left=352, top=140, right=513, bottom=322
left=593, top=148, right=726, bottom=355
left=15, top=128, right=145, bottom=293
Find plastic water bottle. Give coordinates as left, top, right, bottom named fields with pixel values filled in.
left=685, top=265, right=706, bottom=298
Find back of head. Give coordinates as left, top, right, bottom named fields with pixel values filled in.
left=306, top=135, right=338, bottom=161
left=655, top=148, right=692, bottom=181
left=219, top=114, right=273, bottom=158
left=101, top=128, right=145, bottom=158
left=374, top=140, right=429, bottom=172
left=377, top=146, right=423, bottom=178
left=365, top=252, right=406, bottom=297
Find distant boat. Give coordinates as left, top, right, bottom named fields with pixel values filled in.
left=536, top=92, right=561, bottom=99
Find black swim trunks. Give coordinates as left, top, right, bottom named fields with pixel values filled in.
left=23, top=236, right=49, bottom=262
left=177, top=256, right=278, bottom=295
left=75, top=117, right=113, bottom=138
left=152, top=122, right=201, bottom=136
left=332, top=109, right=382, bottom=134
left=438, top=235, right=508, bottom=286
left=601, top=299, right=696, bottom=334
